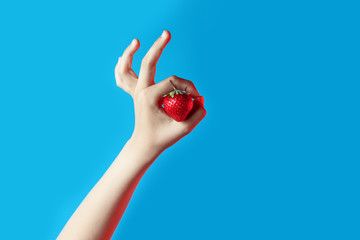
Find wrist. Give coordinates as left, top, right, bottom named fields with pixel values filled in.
left=125, top=136, right=163, bottom=165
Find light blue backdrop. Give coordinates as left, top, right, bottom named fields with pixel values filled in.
left=0, top=0, right=359, bottom=239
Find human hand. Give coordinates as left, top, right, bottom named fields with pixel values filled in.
left=115, top=30, right=206, bottom=158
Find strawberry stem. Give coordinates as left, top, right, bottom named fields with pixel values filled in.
left=162, top=80, right=190, bottom=98
left=169, top=80, right=177, bottom=92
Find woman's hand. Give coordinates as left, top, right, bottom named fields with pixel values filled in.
left=115, top=30, right=206, bottom=160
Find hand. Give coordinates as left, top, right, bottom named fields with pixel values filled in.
left=115, top=30, right=206, bottom=159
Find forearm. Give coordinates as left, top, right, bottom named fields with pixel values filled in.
left=58, top=138, right=160, bottom=240
left=58, top=30, right=205, bottom=240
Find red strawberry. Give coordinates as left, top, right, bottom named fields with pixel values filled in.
left=162, top=81, right=193, bottom=122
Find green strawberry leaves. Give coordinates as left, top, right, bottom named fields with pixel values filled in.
left=163, top=90, right=190, bottom=98
left=162, top=80, right=191, bottom=98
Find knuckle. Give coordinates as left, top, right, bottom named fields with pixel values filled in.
left=197, top=107, right=207, bottom=120
left=184, top=79, right=193, bottom=86
left=115, top=76, right=123, bottom=88
left=115, top=73, right=126, bottom=88
left=201, top=107, right=207, bottom=117
left=116, top=81, right=121, bottom=88
left=169, top=75, right=178, bottom=80
left=168, top=75, right=193, bottom=87
left=167, top=75, right=180, bottom=86
left=184, top=80, right=196, bottom=92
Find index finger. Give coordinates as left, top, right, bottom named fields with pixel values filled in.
left=151, top=75, right=200, bottom=98
left=138, top=30, right=171, bottom=89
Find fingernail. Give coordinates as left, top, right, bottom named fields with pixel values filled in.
left=161, top=30, right=166, bottom=38
left=131, top=39, right=136, bottom=45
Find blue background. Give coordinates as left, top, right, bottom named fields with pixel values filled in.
left=0, top=0, right=359, bottom=239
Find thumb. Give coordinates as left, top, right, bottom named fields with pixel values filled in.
left=182, top=96, right=206, bottom=130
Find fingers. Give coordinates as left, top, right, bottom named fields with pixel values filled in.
left=115, top=60, right=135, bottom=96
left=138, top=30, right=171, bottom=89
left=119, top=39, right=140, bottom=73
left=152, top=75, right=200, bottom=98
left=115, top=39, right=140, bottom=96
left=179, top=96, right=206, bottom=132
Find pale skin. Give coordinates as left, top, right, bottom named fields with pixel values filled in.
left=57, top=30, right=206, bottom=240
